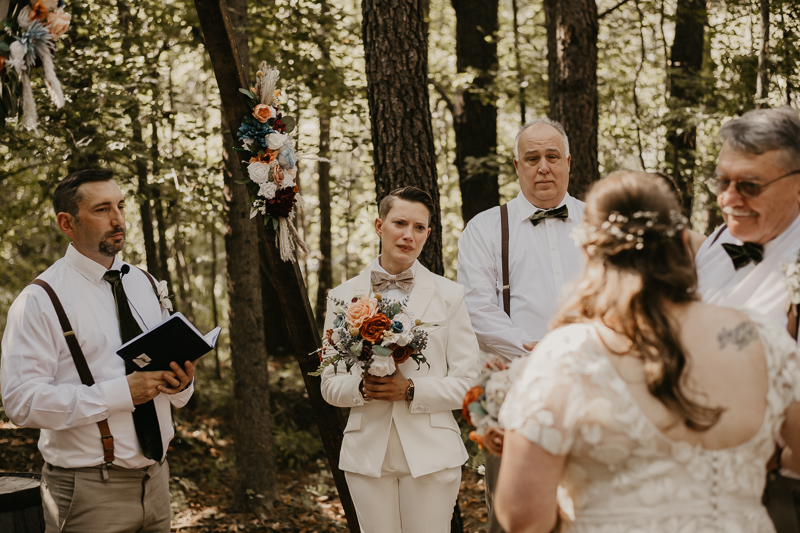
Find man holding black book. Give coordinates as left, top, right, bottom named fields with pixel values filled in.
left=1, top=169, right=197, bottom=533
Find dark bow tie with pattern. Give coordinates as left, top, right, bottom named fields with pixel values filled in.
left=529, top=204, right=569, bottom=226
left=722, top=242, right=764, bottom=270
left=371, top=268, right=414, bottom=294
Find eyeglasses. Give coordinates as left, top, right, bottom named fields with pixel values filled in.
left=715, top=169, right=800, bottom=199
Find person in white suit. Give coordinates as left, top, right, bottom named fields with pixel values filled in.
left=320, top=186, right=480, bottom=533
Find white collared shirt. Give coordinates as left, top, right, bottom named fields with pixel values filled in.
left=1, top=244, right=193, bottom=469
left=696, top=214, right=800, bottom=348
left=371, top=257, right=418, bottom=302
left=457, top=191, right=586, bottom=361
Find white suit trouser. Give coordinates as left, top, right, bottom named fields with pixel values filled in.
left=345, top=421, right=462, bottom=533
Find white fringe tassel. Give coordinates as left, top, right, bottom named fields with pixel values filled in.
left=258, top=62, right=280, bottom=106
left=277, top=217, right=296, bottom=262
left=40, top=52, right=64, bottom=108
left=20, top=72, right=38, bottom=131
left=288, top=217, right=309, bottom=255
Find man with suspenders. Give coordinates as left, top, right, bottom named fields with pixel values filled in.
left=694, top=107, right=800, bottom=533
left=1, top=169, right=196, bottom=533
left=457, top=118, right=586, bottom=533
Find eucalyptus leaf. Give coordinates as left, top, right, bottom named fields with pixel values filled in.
left=349, top=341, right=363, bottom=356
left=372, top=345, right=392, bottom=356
left=281, top=115, right=296, bottom=133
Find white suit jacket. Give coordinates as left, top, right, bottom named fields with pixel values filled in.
left=320, top=263, right=480, bottom=478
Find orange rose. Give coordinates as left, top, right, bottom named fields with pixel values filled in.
left=345, top=297, right=378, bottom=328
left=249, top=150, right=277, bottom=165
left=252, top=104, right=273, bottom=123
left=29, top=1, right=48, bottom=22
left=360, top=314, right=392, bottom=343
left=462, top=385, right=484, bottom=421
left=469, top=431, right=484, bottom=449
left=325, top=329, right=334, bottom=345
left=0, top=56, right=5, bottom=75
left=391, top=344, right=413, bottom=365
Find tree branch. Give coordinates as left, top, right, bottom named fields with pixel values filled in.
left=428, top=76, right=453, bottom=113
left=599, top=0, right=631, bottom=19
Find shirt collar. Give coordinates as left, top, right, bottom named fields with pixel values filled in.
left=372, top=256, right=418, bottom=277
left=763, top=212, right=800, bottom=258
left=515, top=191, right=575, bottom=222
left=65, top=243, right=125, bottom=285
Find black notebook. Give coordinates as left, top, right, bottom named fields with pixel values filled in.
left=116, top=312, right=221, bottom=372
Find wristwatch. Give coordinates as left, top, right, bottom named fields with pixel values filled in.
left=405, top=379, right=415, bottom=401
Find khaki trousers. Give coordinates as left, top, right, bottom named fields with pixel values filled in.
left=484, top=453, right=506, bottom=533
left=41, top=460, right=170, bottom=533
left=345, top=422, right=462, bottom=533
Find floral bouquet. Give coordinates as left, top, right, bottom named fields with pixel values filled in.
left=310, top=294, right=431, bottom=378
left=463, top=356, right=525, bottom=450
left=782, top=250, right=800, bottom=306
left=1, top=0, right=71, bottom=129
left=237, top=61, right=308, bottom=262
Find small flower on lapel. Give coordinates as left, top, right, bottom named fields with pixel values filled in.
left=157, top=280, right=173, bottom=312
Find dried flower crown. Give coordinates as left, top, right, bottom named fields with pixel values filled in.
left=571, top=209, right=688, bottom=255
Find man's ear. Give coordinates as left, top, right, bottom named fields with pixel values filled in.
left=375, top=217, right=383, bottom=237
left=57, top=212, right=77, bottom=238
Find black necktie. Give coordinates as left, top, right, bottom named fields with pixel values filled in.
left=722, top=242, right=764, bottom=270
left=529, top=204, right=569, bottom=226
left=104, top=270, right=163, bottom=461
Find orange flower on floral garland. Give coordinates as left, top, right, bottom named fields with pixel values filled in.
left=462, top=385, right=484, bottom=420
left=249, top=151, right=277, bottom=165
left=469, top=431, right=485, bottom=449
left=360, top=314, right=392, bottom=343
left=29, top=1, right=48, bottom=22
left=325, top=329, right=334, bottom=345
left=252, top=103, right=273, bottom=123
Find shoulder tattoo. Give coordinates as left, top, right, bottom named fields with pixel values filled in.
left=717, top=321, right=758, bottom=351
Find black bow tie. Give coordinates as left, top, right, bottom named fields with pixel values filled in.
left=529, top=204, right=569, bottom=226
left=722, top=242, right=764, bottom=270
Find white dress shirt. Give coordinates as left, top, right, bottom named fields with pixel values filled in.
left=696, top=214, right=800, bottom=348
left=1, top=244, right=193, bottom=469
left=457, top=191, right=586, bottom=362
left=370, top=257, right=418, bottom=302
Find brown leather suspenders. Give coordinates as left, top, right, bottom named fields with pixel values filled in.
left=500, top=203, right=511, bottom=317
left=30, top=279, right=116, bottom=465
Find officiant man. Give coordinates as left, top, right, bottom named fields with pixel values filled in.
left=457, top=118, right=586, bottom=533
left=694, top=106, right=800, bottom=533
left=1, top=169, right=197, bottom=533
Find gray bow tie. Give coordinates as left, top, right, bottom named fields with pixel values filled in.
left=371, top=268, right=414, bottom=294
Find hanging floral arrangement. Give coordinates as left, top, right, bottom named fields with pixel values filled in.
left=237, top=61, right=310, bottom=262
left=0, top=0, right=71, bottom=129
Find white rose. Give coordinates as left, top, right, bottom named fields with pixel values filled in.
left=394, top=333, right=412, bottom=347
left=280, top=172, right=295, bottom=189
left=265, top=132, right=288, bottom=150
left=368, top=354, right=396, bottom=377
left=393, top=313, right=413, bottom=334
left=259, top=181, right=277, bottom=199
left=248, top=162, right=271, bottom=184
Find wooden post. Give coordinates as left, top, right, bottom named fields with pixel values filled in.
left=191, top=1, right=359, bottom=530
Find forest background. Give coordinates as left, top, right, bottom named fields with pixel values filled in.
left=0, top=0, right=798, bottom=530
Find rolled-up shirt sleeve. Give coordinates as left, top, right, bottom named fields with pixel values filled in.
left=1, top=290, right=135, bottom=430
left=457, top=217, right=533, bottom=361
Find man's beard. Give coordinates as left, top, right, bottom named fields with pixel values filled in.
left=99, top=226, right=126, bottom=257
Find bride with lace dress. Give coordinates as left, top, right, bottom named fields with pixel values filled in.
left=494, top=171, right=800, bottom=533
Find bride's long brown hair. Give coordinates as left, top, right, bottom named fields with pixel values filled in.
left=553, top=171, right=723, bottom=431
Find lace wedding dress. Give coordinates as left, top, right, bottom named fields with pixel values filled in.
left=499, top=310, right=800, bottom=533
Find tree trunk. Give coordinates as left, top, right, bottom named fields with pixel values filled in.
left=362, top=0, right=443, bottom=275
left=153, top=192, right=175, bottom=309
left=133, top=107, right=159, bottom=277
left=512, top=0, right=526, bottom=126
left=315, top=105, right=333, bottom=332
left=221, top=0, right=278, bottom=511
left=451, top=0, right=499, bottom=224
left=756, top=0, right=770, bottom=107
left=665, top=0, right=707, bottom=217
left=209, top=224, right=222, bottom=378
left=544, top=0, right=599, bottom=201
left=173, top=223, right=195, bottom=323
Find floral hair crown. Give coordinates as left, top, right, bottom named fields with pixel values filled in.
left=571, top=209, right=688, bottom=255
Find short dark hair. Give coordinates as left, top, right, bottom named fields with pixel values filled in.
left=378, top=187, right=435, bottom=225
left=54, top=169, right=115, bottom=217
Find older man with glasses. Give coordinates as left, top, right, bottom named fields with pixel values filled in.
left=695, top=106, right=800, bottom=533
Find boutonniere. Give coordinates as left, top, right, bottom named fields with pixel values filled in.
left=156, top=280, right=174, bottom=312
left=781, top=250, right=800, bottom=310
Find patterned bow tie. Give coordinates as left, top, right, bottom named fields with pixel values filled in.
left=722, top=242, right=764, bottom=270
left=529, top=204, right=569, bottom=226
left=371, top=268, right=414, bottom=294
